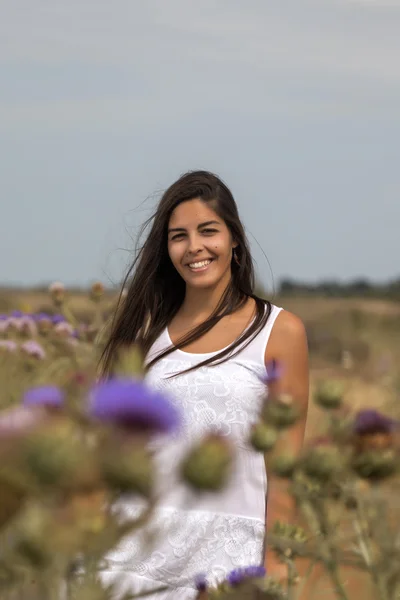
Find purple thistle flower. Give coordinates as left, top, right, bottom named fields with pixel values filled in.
left=20, top=340, right=46, bottom=360
left=33, top=312, right=51, bottom=322
left=227, top=565, right=266, bottom=586
left=0, top=405, right=45, bottom=438
left=244, top=565, right=266, bottom=578
left=54, top=321, right=75, bottom=336
left=194, top=573, right=208, bottom=592
left=264, top=359, right=283, bottom=384
left=19, top=316, right=38, bottom=336
left=0, top=314, right=7, bottom=320
left=0, top=319, right=11, bottom=333
left=354, top=409, right=398, bottom=435
left=227, top=569, right=246, bottom=586
left=11, top=310, right=23, bottom=318
left=0, top=340, right=18, bottom=352
left=52, top=314, right=66, bottom=324
left=23, top=386, right=64, bottom=409
left=89, top=378, right=180, bottom=434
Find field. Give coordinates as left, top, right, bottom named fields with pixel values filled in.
left=1, top=287, right=400, bottom=599
left=3, top=287, right=399, bottom=429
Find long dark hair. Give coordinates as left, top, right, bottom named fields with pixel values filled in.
left=99, top=170, right=271, bottom=377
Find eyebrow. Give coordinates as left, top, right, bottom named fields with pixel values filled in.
left=168, top=220, right=220, bottom=234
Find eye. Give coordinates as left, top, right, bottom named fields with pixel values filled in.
left=201, top=228, right=218, bottom=235
left=170, top=233, right=185, bottom=241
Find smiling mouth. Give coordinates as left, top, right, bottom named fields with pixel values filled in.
left=186, top=258, right=214, bottom=272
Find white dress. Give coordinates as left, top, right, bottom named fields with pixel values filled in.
left=101, top=305, right=283, bottom=599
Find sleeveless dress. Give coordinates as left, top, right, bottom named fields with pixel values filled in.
left=101, top=304, right=283, bottom=599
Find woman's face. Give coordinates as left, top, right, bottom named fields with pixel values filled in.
left=167, top=198, right=236, bottom=290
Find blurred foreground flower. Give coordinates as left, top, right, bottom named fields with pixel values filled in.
left=0, top=339, right=18, bottom=352
left=181, top=433, right=233, bottom=491
left=353, top=409, right=398, bottom=453
left=54, top=321, right=75, bottom=337
left=23, top=386, right=64, bottom=409
left=89, top=378, right=180, bottom=434
left=264, top=359, right=283, bottom=384
left=354, top=409, right=397, bottom=435
left=314, top=380, right=344, bottom=410
left=262, top=393, right=300, bottom=429
left=20, top=340, right=46, bottom=360
left=227, top=566, right=266, bottom=586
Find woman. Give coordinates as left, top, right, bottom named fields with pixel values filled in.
left=100, top=170, right=309, bottom=599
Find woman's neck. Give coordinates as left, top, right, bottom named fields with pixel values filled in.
left=178, top=279, right=231, bottom=322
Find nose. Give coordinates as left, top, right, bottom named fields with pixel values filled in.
left=186, top=232, right=203, bottom=256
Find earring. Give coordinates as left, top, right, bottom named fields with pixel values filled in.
left=233, top=248, right=240, bottom=266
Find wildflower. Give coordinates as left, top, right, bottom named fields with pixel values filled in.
left=89, top=378, right=180, bottom=434
left=353, top=409, right=398, bottom=453
left=264, top=359, right=283, bottom=384
left=250, top=422, right=278, bottom=453
left=5, top=317, right=22, bottom=332
left=302, top=444, right=344, bottom=482
left=19, top=316, right=38, bottom=337
left=11, top=310, right=23, bottom=318
left=22, top=418, right=95, bottom=489
left=262, top=393, right=300, bottom=429
left=23, top=386, right=64, bottom=409
left=36, top=315, right=53, bottom=334
left=0, top=405, right=46, bottom=438
left=0, top=319, right=10, bottom=334
left=54, top=321, right=75, bottom=337
left=194, top=573, right=208, bottom=592
left=354, top=409, right=397, bottom=435
left=32, top=312, right=50, bottom=322
left=49, top=281, right=65, bottom=305
left=227, top=566, right=266, bottom=586
left=90, top=281, right=105, bottom=302
left=352, top=449, right=397, bottom=481
left=51, top=314, right=66, bottom=324
left=314, top=380, right=344, bottom=410
left=181, top=433, right=233, bottom=491
left=0, top=340, right=18, bottom=352
left=100, top=441, right=154, bottom=496
left=20, top=340, right=46, bottom=360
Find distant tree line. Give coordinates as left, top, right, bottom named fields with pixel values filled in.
left=276, top=277, right=400, bottom=300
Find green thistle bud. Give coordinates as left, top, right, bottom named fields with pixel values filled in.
left=269, top=454, right=297, bottom=478
left=262, top=394, right=300, bottom=429
left=302, top=446, right=343, bottom=482
left=352, top=449, right=397, bottom=481
left=181, top=434, right=233, bottom=492
left=101, top=444, right=153, bottom=497
left=22, top=419, right=88, bottom=488
left=314, top=380, right=344, bottom=410
left=250, top=422, right=278, bottom=453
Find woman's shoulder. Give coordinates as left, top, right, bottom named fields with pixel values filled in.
left=265, top=307, right=308, bottom=362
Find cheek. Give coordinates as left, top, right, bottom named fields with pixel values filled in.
left=167, top=244, right=182, bottom=268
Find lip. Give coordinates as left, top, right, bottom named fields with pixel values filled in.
left=185, top=258, right=215, bottom=272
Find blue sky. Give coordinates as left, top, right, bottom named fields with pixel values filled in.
left=1, top=0, right=399, bottom=290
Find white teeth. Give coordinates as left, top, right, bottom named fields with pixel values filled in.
left=188, top=259, right=212, bottom=269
